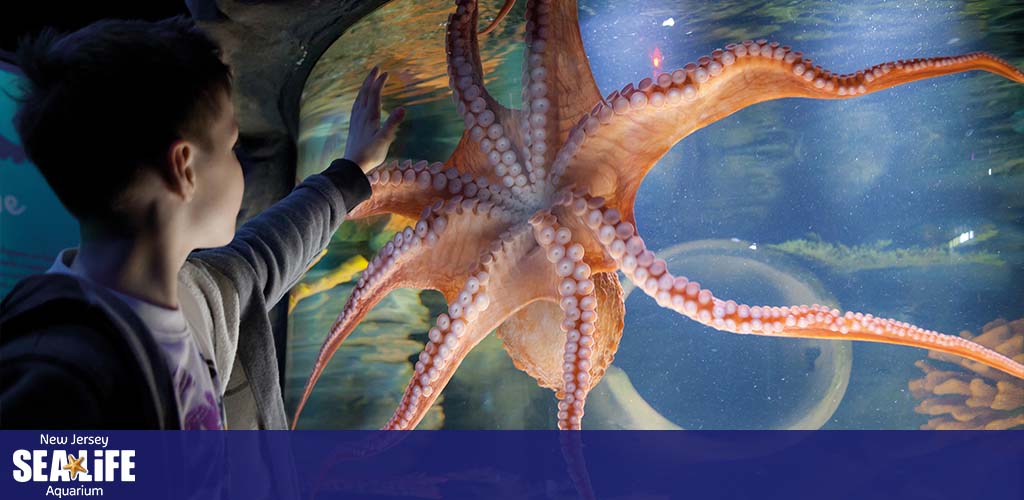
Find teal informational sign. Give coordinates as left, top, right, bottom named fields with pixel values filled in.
left=0, top=61, right=79, bottom=297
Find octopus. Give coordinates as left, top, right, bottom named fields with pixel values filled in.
left=292, top=0, right=1024, bottom=430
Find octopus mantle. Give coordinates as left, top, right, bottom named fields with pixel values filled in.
left=295, top=0, right=1024, bottom=430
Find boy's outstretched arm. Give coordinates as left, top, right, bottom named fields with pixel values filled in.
left=191, top=67, right=404, bottom=313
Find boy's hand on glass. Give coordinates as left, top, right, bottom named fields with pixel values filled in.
left=343, top=66, right=405, bottom=173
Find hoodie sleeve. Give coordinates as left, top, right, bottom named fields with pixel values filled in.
left=183, top=159, right=370, bottom=428
left=190, top=159, right=370, bottom=311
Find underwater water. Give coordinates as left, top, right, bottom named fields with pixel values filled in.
left=286, top=0, right=1024, bottom=429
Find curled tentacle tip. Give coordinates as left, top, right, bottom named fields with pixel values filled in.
left=478, top=0, right=517, bottom=36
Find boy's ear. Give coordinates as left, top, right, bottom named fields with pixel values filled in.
left=166, top=139, right=197, bottom=203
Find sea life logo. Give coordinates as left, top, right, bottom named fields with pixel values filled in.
left=11, top=434, right=134, bottom=498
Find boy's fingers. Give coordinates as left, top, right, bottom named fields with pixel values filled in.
left=369, top=72, right=387, bottom=123
left=352, top=71, right=378, bottom=121
left=379, top=107, right=405, bottom=140
left=374, top=71, right=389, bottom=97
left=363, top=66, right=378, bottom=89
left=358, top=67, right=379, bottom=106
left=351, top=102, right=365, bottom=128
left=368, top=106, right=380, bottom=126
left=368, top=72, right=387, bottom=112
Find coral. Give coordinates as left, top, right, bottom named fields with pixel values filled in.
left=909, top=318, right=1024, bottom=430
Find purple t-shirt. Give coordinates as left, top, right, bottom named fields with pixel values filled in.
left=47, top=250, right=225, bottom=429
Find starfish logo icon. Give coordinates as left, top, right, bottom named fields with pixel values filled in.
left=62, top=454, right=88, bottom=480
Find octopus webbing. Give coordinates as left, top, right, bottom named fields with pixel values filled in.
left=292, top=0, right=1024, bottom=430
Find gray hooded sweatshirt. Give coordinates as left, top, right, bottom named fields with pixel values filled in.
left=0, top=159, right=370, bottom=430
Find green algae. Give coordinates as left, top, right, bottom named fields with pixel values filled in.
left=768, top=232, right=1004, bottom=272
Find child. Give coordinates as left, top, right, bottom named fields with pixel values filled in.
left=0, top=16, right=404, bottom=429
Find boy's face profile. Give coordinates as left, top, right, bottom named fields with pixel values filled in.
left=180, top=90, right=244, bottom=250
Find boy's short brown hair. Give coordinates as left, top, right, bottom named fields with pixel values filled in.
left=13, top=16, right=232, bottom=222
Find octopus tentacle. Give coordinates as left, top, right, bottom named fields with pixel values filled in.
left=516, top=0, right=557, bottom=187
left=447, top=0, right=532, bottom=195
left=478, top=0, right=516, bottom=35
left=385, top=266, right=493, bottom=431
left=557, top=42, right=1024, bottom=222
left=350, top=159, right=448, bottom=219
left=447, top=0, right=506, bottom=120
left=292, top=198, right=517, bottom=428
left=520, top=0, right=603, bottom=189
left=493, top=268, right=624, bottom=392
left=350, top=159, right=524, bottom=220
left=575, top=194, right=1024, bottom=380
left=529, top=212, right=599, bottom=429
left=385, top=222, right=560, bottom=429
left=560, top=433, right=597, bottom=500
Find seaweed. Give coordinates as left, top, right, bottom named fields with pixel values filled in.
left=768, top=233, right=1004, bottom=272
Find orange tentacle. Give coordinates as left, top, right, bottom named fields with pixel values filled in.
left=349, top=160, right=447, bottom=220
left=384, top=223, right=560, bottom=429
left=350, top=160, right=521, bottom=220
left=447, top=0, right=507, bottom=115
left=478, top=0, right=516, bottom=35
left=519, top=0, right=604, bottom=183
left=527, top=212, right=597, bottom=429
left=574, top=194, right=1024, bottom=380
left=521, top=210, right=626, bottom=430
left=557, top=41, right=1024, bottom=223
left=446, top=0, right=530, bottom=189
left=292, top=199, right=516, bottom=429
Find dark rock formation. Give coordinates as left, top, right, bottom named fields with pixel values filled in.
left=186, top=0, right=388, bottom=388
